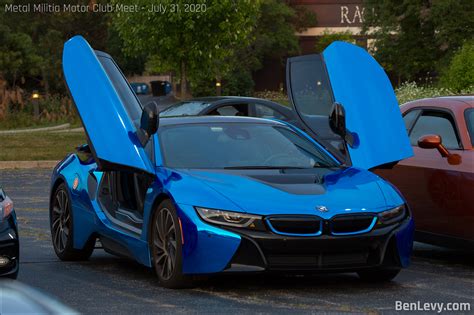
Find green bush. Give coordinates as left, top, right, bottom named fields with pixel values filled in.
left=0, top=95, right=79, bottom=130
left=439, top=41, right=474, bottom=92
left=253, top=90, right=289, bottom=106
left=395, top=82, right=474, bottom=105
left=222, top=69, right=254, bottom=96
left=190, top=68, right=255, bottom=97
left=315, top=30, right=354, bottom=53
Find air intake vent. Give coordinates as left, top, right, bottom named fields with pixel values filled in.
left=330, top=215, right=376, bottom=235
left=266, top=216, right=322, bottom=236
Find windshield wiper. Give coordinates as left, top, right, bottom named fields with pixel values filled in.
left=224, top=166, right=307, bottom=170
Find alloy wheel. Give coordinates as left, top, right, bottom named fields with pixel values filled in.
left=152, top=208, right=177, bottom=281
left=51, top=189, right=71, bottom=253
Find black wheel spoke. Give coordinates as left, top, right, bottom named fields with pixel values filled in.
left=153, top=207, right=178, bottom=282
left=53, top=206, right=61, bottom=215
left=64, top=198, right=69, bottom=216
left=167, top=255, right=173, bottom=274
left=155, top=253, right=166, bottom=265
left=64, top=213, right=70, bottom=224
left=52, top=217, right=61, bottom=229
left=165, top=212, right=172, bottom=231
left=51, top=188, right=71, bottom=254
left=61, top=229, right=67, bottom=249
left=169, top=238, right=177, bottom=250
left=167, top=224, right=175, bottom=236
left=153, top=236, right=164, bottom=251
left=54, top=226, right=61, bottom=249
left=56, top=194, right=62, bottom=210
left=154, top=219, right=160, bottom=239
left=168, top=247, right=176, bottom=265
left=159, top=210, right=166, bottom=240
left=161, top=256, right=168, bottom=278
left=59, top=191, right=65, bottom=210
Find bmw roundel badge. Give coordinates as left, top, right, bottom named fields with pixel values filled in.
left=316, top=205, right=329, bottom=212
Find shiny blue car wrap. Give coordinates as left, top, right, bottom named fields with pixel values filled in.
left=322, top=42, right=413, bottom=170
left=50, top=123, right=414, bottom=274
left=52, top=36, right=415, bottom=276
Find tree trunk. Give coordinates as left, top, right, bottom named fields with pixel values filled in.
left=42, top=67, right=50, bottom=96
left=216, top=76, right=222, bottom=96
left=180, top=60, right=187, bottom=98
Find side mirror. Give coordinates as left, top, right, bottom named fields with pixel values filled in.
left=417, top=134, right=442, bottom=150
left=418, top=134, right=462, bottom=165
left=329, top=102, right=356, bottom=147
left=138, top=101, right=160, bottom=146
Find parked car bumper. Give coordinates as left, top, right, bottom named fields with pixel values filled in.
left=0, top=211, right=19, bottom=278
left=178, top=203, right=414, bottom=274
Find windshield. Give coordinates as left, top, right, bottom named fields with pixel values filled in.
left=160, top=101, right=212, bottom=117
left=159, top=123, right=339, bottom=169
left=465, top=108, right=474, bottom=146
left=98, top=56, right=143, bottom=128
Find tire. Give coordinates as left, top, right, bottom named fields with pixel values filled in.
left=150, top=200, right=193, bottom=289
left=50, top=183, right=94, bottom=261
left=357, top=268, right=401, bottom=282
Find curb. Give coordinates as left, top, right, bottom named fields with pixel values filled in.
left=0, top=124, right=70, bottom=134
left=50, top=127, right=84, bottom=133
left=0, top=161, right=58, bottom=170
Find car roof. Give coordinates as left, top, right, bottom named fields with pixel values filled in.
left=178, top=96, right=280, bottom=103
left=401, top=95, right=473, bottom=112
left=159, top=115, right=286, bottom=127
left=434, top=95, right=474, bottom=104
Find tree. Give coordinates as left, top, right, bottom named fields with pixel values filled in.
left=440, top=41, right=474, bottom=91
left=363, top=0, right=474, bottom=85
left=112, top=0, right=259, bottom=97
left=191, top=0, right=317, bottom=96
left=107, top=27, right=147, bottom=76
left=0, top=0, right=110, bottom=93
left=0, top=24, right=41, bottom=88
left=315, top=30, right=353, bottom=53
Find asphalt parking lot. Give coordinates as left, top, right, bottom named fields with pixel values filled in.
left=1, top=169, right=473, bottom=314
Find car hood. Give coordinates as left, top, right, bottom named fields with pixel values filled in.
left=170, top=167, right=401, bottom=218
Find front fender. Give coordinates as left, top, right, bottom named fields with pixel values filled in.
left=50, top=154, right=98, bottom=251
left=140, top=168, right=242, bottom=274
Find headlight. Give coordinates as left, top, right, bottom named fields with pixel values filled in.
left=195, top=207, right=263, bottom=229
left=0, top=197, right=13, bottom=219
left=377, top=205, right=407, bottom=227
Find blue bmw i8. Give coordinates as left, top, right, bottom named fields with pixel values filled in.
left=50, top=36, right=414, bottom=288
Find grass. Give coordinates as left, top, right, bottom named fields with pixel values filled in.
left=0, top=132, right=86, bottom=161
left=0, top=114, right=81, bottom=130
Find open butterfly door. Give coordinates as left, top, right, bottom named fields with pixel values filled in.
left=287, top=41, right=413, bottom=169
left=63, top=36, right=154, bottom=174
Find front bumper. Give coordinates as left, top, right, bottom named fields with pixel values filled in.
left=225, top=217, right=413, bottom=272
left=0, top=213, right=19, bottom=277
left=177, top=203, right=414, bottom=274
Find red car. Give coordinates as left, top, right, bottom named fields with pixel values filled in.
left=377, top=96, right=474, bottom=249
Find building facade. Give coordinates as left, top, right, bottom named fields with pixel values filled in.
left=254, top=0, right=367, bottom=91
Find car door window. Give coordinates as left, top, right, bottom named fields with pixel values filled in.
left=409, top=110, right=461, bottom=149
left=211, top=104, right=249, bottom=116
left=402, top=109, right=421, bottom=132
left=160, top=101, right=211, bottom=117
left=98, top=55, right=156, bottom=163
left=464, top=109, right=474, bottom=146
left=254, top=104, right=285, bottom=120
left=288, top=55, right=334, bottom=116
left=98, top=56, right=143, bottom=129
